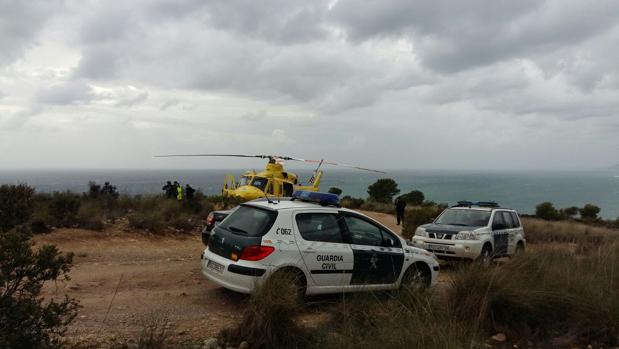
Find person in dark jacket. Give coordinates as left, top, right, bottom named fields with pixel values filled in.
left=162, top=181, right=175, bottom=198
left=185, top=184, right=196, bottom=200
left=395, top=196, right=407, bottom=225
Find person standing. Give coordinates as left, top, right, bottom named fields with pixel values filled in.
left=395, top=196, right=407, bottom=225
left=162, top=181, right=174, bottom=198
left=185, top=184, right=196, bottom=200
left=174, top=181, right=183, bottom=201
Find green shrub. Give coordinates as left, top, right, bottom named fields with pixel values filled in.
left=327, top=187, right=343, bottom=196
left=359, top=200, right=395, bottom=214
left=0, top=184, right=35, bottom=231
left=340, top=196, right=365, bottom=209
left=579, top=204, right=601, bottom=221
left=399, top=190, right=425, bottom=205
left=48, top=192, right=81, bottom=227
left=367, top=178, right=400, bottom=203
left=76, top=201, right=105, bottom=231
left=535, top=202, right=561, bottom=221
left=0, top=229, right=78, bottom=348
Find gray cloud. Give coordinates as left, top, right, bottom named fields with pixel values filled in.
left=0, top=0, right=63, bottom=65
left=1, top=1, right=618, bottom=170
left=36, top=81, right=95, bottom=105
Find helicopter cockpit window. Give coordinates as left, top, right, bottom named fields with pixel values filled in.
left=239, top=176, right=251, bottom=186
left=250, top=177, right=268, bottom=191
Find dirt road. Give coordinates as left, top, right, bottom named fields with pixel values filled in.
left=37, top=211, right=421, bottom=343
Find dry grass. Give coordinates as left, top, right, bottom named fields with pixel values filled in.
left=522, top=217, right=618, bottom=251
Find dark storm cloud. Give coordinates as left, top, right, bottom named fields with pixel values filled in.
left=330, top=0, right=619, bottom=73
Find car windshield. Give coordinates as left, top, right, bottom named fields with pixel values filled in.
left=239, top=176, right=251, bottom=186
left=218, top=206, right=277, bottom=237
left=434, top=209, right=491, bottom=227
left=250, top=177, right=268, bottom=191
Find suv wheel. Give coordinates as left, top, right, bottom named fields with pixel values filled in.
left=400, top=263, right=430, bottom=292
left=515, top=242, right=525, bottom=255
left=477, top=243, right=493, bottom=265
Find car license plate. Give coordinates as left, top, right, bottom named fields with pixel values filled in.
left=206, top=259, right=225, bottom=274
left=428, top=244, right=451, bottom=251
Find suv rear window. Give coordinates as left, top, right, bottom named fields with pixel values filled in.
left=435, top=209, right=491, bottom=227
left=218, top=205, right=277, bottom=237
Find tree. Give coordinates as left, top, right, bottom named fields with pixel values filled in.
left=535, top=202, right=560, bottom=221
left=327, top=187, right=343, bottom=196
left=579, top=204, right=601, bottom=221
left=367, top=178, right=400, bottom=203
left=0, top=184, right=35, bottom=232
left=561, top=206, right=579, bottom=219
left=0, top=229, right=78, bottom=348
left=400, top=190, right=425, bottom=205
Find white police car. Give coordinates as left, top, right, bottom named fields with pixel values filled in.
left=411, top=201, right=526, bottom=262
left=201, top=191, right=440, bottom=297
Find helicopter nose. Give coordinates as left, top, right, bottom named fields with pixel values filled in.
left=232, top=186, right=264, bottom=201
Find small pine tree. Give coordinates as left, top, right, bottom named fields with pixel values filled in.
left=535, top=202, right=561, bottom=221
left=367, top=179, right=400, bottom=203
left=328, top=187, right=343, bottom=196
left=0, top=229, right=78, bottom=348
left=579, top=204, right=601, bottom=221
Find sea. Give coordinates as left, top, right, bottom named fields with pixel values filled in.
left=1, top=169, right=618, bottom=219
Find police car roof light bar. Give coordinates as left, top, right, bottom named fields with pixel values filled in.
left=453, top=201, right=500, bottom=208
left=291, top=190, right=340, bottom=207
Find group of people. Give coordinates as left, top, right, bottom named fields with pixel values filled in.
left=162, top=181, right=196, bottom=201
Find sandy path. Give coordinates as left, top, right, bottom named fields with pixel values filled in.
left=36, top=211, right=439, bottom=344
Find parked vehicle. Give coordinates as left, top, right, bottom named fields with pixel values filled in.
left=411, top=201, right=526, bottom=262
left=201, top=209, right=235, bottom=246
left=201, top=191, right=440, bottom=297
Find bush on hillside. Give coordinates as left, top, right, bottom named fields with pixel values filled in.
left=535, top=202, right=561, bottom=221
left=560, top=206, right=579, bottom=219
left=367, top=178, right=400, bottom=203
left=327, top=187, right=343, bottom=196
left=340, top=196, right=365, bottom=209
left=0, top=184, right=35, bottom=231
left=0, top=229, right=78, bottom=348
left=399, top=190, right=425, bottom=205
left=579, top=204, right=601, bottom=221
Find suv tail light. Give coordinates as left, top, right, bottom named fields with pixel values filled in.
left=240, top=245, right=275, bottom=261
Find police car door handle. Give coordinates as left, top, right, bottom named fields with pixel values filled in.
left=302, top=248, right=316, bottom=254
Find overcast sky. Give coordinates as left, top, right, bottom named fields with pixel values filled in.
left=1, top=0, right=618, bottom=171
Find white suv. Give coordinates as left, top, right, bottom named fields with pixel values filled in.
left=201, top=191, right=440, bottom=297
left=411, top=201, right=526, bottom=261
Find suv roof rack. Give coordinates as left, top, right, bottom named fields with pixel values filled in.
left=453, top=201, right=500, bottom=208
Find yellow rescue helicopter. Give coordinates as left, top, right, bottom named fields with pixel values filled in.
left=155, top=154, right=385, bottom=201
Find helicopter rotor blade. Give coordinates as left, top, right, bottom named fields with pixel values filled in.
left=154, top=154, right=271, bottom=159
left=154, top=154, right=385, bottom=173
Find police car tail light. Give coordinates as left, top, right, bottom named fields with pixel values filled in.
left=240, top=245, right=275, bottom=261
left=206, top=212, right=215, bottom=225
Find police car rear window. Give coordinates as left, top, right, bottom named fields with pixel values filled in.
left=218, top=206, right=277, bottom=237
left=296, top=213, right=344, bottom=243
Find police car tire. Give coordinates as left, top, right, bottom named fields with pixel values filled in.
left=269, top=268, right=306, bottom=302
left=515, top=242, right=525, bottom=255
left=400, top=263, right=431, bottom=291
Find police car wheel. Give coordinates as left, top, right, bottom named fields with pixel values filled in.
left=515, top=242, right=525, bottom=255
left=400, top=263, right=430, bottom=291
left=268, top=269, right=306, bottom=303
